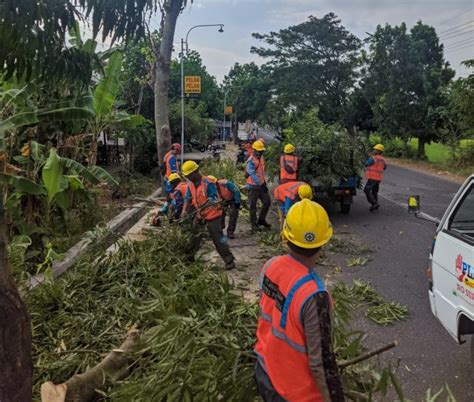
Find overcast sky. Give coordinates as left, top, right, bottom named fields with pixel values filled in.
left=148, top=0, right=474, bottom=83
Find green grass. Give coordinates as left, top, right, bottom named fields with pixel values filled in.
left=408, top=138, right=473, bottom=163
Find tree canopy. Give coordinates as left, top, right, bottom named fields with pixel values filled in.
left=251, top=13, right=361, bottom=123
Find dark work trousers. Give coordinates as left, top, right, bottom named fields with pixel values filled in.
left=221, top=202, right=239, bottom=235
left=189, top=216, right=235, bottom=265
left=364, top=179, right=380, bottom=205
left=249, top=187, right=271, bottom=226
left=255, top=362, right=286, bottom=402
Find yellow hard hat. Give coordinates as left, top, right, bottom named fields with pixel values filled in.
left=182, top=160, right=199, bottom=176
left=168, top=173, right=181, bottom=182
left=252, top=140, right=265, bottom=152
left=207, top=175, right=218, bottom=183
left=284, top=144, right=295, bottom=154
left=283, top=199, right=333, bottom=249
left=373, top=144, right=385, bottom=152
left=297, top=183, right=313, bottom=200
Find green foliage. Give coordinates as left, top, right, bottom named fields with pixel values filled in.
left=93, top=51, right=123, bottom=120
left=363, top=21, right=454, bottom=157
left=270, top=109, right=365, bottom=189
left=27, top=226, right=258, bottom=400
left=251, top=13, right=361, bottom=123
left=169, top=101, right=213, bottom=144
left=223, top=62, right=272, bottom=123
left=199, top=158, right=246, bottom=187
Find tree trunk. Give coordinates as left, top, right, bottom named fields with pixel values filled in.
left=88, top=133, right=98, bottom=166
left=153, top=0, right=183, bottom=177
left=417, top=137, right=426, bottom=159
left=233, top=106, right=238, bottom=144
left=0, top=193, right=33, bottom=402
left=41, top=329, right=141, bottom=402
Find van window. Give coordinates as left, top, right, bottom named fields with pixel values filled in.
left=448, top=184, right=474, bottom=241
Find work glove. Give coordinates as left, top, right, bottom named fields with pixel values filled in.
left=234, top=202, right=241, bottom=210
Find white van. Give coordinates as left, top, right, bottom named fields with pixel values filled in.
left=409, top=175, right=474, bottom=355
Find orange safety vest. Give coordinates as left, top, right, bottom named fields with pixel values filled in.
left=171, top=182, right=188, bottom=201
left=273, top=181, right=305, bottom=203
left=164, top=151, right=179, bottom=178
left=365, top=154, right=385, bottom=181
left=216, top=179, right=233, bottom=202
left=188, top=177, right=222, bottom=221
left=279, top=155, right=298, bottom=182
left=246, top=155, right=266, bottom=187
left=255, top=255, right=328, bottom=402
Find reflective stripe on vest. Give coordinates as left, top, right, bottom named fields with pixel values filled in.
left=365, top=155, right=385, bottom=181
left=273, top=181, right=305, bottom=203
left=164, top=151, right=178, bottom=178
left=217, top=179, right=233, bottom=201
left=255, top=254, right=328, bottom=401
left=280, top=155, right=298, bottom=181
left=246, top=155, right=266, bottom=186
left=188, top=177, right=222, bottom=221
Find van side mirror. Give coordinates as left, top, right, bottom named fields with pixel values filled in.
left=408, top=195, right=420, bottom=215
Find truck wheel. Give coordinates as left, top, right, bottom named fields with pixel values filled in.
left=340, top=202, right=351, bottom=214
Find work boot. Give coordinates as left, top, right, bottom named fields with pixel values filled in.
left=369, top=203, right=380, bottom=211
left=251, top=224, right=261, bottom=233
left=258, top=220, right=272, bottom=228
left=227, top=232, right=235, bottom=239
left=225, top=260, right=236, bottom=270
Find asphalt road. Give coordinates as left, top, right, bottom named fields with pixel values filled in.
left=330, top=165, right=472, bottom=401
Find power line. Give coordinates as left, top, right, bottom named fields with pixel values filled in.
left=446, top=42, right=474, bottom=53
left=440, top=28, right=474, bottom=41
left=445, top=38, right=474, bottom=51
left=437, top=9, right=473, bottom=26
left=444, top=37, right=474, bottom=49
left=438, top=20, right=473, bottom=36
left=446, top=43, right=474, bottom=53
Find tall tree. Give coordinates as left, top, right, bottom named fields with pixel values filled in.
left=0, top=2, right=161, bottom=399
left=152, top=0, right=192, bottom=177
left=251, top=13, right=361, bottom=123
left=223, top=62, right=272, bottom=126
left=364, top=21, right=454, bottom=157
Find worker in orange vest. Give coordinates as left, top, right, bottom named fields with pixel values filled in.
left=162, top=143, right=181, bottom=194
left=255, top=199, right=344, bottom=401
left=273, top=182, right=313, bottom=230
left=279, top=143, right=301, bottom=184
left=181, top=161, right=235, bottom=270
left=151, top=173, right=188, bottom=226
left=364, top=144, right=386, bottom=211
left=207, top=175, right=241, bottom=239
left=246, top=140, right=271, bottom=232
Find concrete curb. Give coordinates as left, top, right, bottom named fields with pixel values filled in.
left=28, top=188, right=162, bottom=288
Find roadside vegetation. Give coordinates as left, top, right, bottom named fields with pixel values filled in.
left=1, top=0, right=472, bottom=400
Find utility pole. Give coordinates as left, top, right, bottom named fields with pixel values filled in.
left=222, top=90, right=227, bottom=142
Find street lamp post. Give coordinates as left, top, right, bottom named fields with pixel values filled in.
left=222, top=90, right=227, bottom=142
left=180, top=24, right=224, bottom=164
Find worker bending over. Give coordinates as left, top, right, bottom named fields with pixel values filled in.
left=364, top=144, right=386, bottom=211
left=181, top=161, right=236, bottom=270
left=279, top=143, right=301, bottom=184
left=255, top=199, right=344, bottom=401
left=208, top=176, right=241, bottom=239
left=273, top=181, right=313, bottom=229
left=246, top=140, right=271, bottom=232
left=163, top=143, right=181, bottom=194
left=167, top=173, right=188, bottom=220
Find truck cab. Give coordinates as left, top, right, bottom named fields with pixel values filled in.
left=411, top=175, right=474, bottom=350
